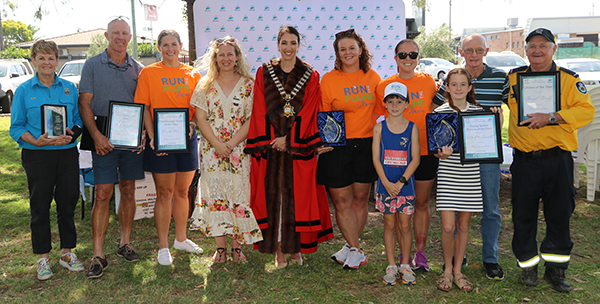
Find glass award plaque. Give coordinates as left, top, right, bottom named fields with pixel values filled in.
left=426, top=112, right=459, bottom=154
left=41, top=104, right=67, bottom=138
left=317, top=111, right=346, bottom=147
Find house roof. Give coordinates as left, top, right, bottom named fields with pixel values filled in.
left=15, top=28, right=148, bottom=48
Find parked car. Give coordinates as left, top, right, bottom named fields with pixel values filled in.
left=555, top=58, right=600, bottom=92
left=0, top=60, right=33, bottom=113
left=483, top=51, right=528, bottom=74
left=418, top=58, right=459, bottom=80
left=58, top=59, right=86, bottom=88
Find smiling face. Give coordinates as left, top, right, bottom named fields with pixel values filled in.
left=216, top=43, right=239, bottom=73
left=337, top=38, right=361, bottom=71
left=384, top=95, right=408, bottom=117
left=32, top=52, right=58, bottom=78
left=158, top=35, right=182, bottom=63
left=105, top=20, right=131, bottom=54
left=525, top=35, right=557, bottom=71
left=395, top=41, right=419, bottom=75
left=278, top=32, right=299, bottom=61
left=446, top=73, right=472, bottom=102
left=459, top=35, right=488, bottom=70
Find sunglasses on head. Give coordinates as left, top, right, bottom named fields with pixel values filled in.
left=396, top=51, right=419, bottom=60
left=335, top=28, right=356, bottom=39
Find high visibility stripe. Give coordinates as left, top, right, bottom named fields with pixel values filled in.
left=541, top=253, right=570, bottom=263
left=518, top=255, right=540, bottom=268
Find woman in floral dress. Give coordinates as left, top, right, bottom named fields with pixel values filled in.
left=190, top=36, right=262, bottom=263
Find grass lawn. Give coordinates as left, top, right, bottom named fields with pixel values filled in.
left=1, top=115, right=599, bottom=303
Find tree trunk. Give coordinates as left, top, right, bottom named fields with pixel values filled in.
left=186, top=0, right=196, bottom=63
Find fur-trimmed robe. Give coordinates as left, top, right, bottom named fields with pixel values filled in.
left=244, top=58, right=333, bottom=254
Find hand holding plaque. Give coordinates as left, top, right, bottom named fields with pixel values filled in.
left=41, top=104, right=67, bottom=138
left=106, top=101, right=145, bottom=151
left=317, top=111, right=346, bottom=147
left=153, top=108, right=191, bottom=153
left=516, top=71, right=561, bottom=126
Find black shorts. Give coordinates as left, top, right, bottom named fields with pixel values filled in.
left=144, top=132, right=199, bottom=173
left=317, top=138, right=377, bottom=188
left=413, top=154, right=439, bottom=181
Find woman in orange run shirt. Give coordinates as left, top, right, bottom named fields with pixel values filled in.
left=135, top=30, right=203, bottom=266
left=375, top=39, right=438, bottom=272
left=318, top=29, right=385, bottom=270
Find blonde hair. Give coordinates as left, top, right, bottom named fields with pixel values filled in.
left=195, top=36, right=254, bottom=93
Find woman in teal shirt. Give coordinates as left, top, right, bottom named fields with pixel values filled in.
left=10, top=40, right=84, bottom=281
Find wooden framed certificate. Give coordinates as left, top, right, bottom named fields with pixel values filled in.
left=517, top=71, right=561, bottom=126
left=317, top=111, right=346, bottom=147
left=41, top=104, right=67, bottom=138
left=426, top=112, right=459, bottom=154
left=107, top=101, right=145, bottom=151
left=458, top=111, right=503, bottom=164
left=153, top=108, right=190, bottom=153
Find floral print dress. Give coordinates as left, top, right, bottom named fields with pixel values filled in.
left=189, top=77, right=263, bottom=244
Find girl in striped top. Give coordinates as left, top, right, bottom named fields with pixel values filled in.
left=433, top=68, right=503, bottom=292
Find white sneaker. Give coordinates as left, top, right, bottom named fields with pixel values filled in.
left=343, top=247, right=368, bottom=270
left=400, top=264, right=416, bottom=285
left=382, top=265, right=398, bottom=285
left=173, top=239, right=203, bottom=254
left=158, top=248, right=173, bottom=266
left=331, top=243, right=351, bottom=264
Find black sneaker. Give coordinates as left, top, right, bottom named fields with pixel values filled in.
left=86, top=256, right=108, bottom=279
left=544, top=266, right=572, bottom=293
left=117, top=244, right=140, bottom=262
left=442, top=253, right=468, bottom=271
left=518, top=265, right=539, bottom=287
left=483, top=262, right=505, bottom=280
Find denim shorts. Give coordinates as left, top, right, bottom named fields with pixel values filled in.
left=143, top=132, right=199, bottom=173
left=92, top=149, right=145, bottom=184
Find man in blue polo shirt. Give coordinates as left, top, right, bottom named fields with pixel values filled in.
left=78, top=17, right=144, bottom=279
left=433, top=33, right=510, bottom=280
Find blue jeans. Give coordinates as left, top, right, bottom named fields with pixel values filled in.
left=480, top=163, right=501, bottom=264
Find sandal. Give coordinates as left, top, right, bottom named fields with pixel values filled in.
left=212, top=248, right=226, bottom=263
left=290, top=253, right=303, bottom=266
left=453, top=273, right=473, bottom=292
left=231, top=248, right=247, bottom=264
left=437, top=272, right=453, bottom=292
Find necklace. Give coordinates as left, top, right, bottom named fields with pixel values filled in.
left=267, top=62, right=313, bottom=118
left=343, top=70, right=360, bottom=90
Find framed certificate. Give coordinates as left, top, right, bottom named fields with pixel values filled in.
left=426, top=112, right=459, bottom=154
left=41, top=104, right=67, bottom=138
left=317, top=111, right=346, bottom=147
left=154, top=108, right=190, bottom=153
left=107, top=101, right=145, bottom=151
left=458, top=112, right=503, bottom=163
left=517, top=71, right=561, bottom=126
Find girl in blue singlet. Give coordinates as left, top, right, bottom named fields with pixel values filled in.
left=372, top=82, right=421, bottom=286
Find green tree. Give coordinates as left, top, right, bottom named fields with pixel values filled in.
left=86, top=33, right=141, bottom=59
left=414, top=24, right=457, bottom=62
left=2, top=19, right=32, bottom=46
left=0, top=45, right=29, bottom=58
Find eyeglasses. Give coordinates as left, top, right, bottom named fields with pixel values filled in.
left=397, top=52, right=419, bottom=60
left=335, top=29, right=356, bottom=39
left=462, top=48, right=486, bottom=55
left=108, top=61, right=128, bottom=72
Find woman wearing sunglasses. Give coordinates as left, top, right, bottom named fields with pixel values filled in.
left=375, top=39, right=438, bottom=273
left=317, top=29, right=385, bottom=270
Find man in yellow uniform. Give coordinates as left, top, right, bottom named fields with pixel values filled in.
left=508, top=28, right=594, bottom=292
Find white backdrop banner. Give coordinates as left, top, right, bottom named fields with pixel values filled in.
left=194, top=0, right=406, bottom=80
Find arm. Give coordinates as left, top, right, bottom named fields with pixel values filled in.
left=78, top=92, right=113, bottom=155
left=372, top=123, right=400, bottom=197
left=490, top=106, right=505, bottom=127
left=195, top=108, right=232, bottom=158
left=399, top=125, right=421, bottom=182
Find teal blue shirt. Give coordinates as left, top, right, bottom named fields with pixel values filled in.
left=10, top=73, right=82, bottom=150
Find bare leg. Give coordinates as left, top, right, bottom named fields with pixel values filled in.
left=440, top=211, right=456, bottom=274
left=351, top=182, right=372, bottom=236
left=172, top=171, right=195, bottom=242
left=397, top=213, right=413, bottom=265
left=383, top=213, right=397, bottom=265
left=413, top=179, right=434, bottom=252
left=117, top=180, right=137, bottom=246
left=213, top=235, right=227, bottom=263
left=330, top=186, right=360, bottom=248
left=152, top=173, right=176, bottom=249
left=276, top=242, right=287, bottom=264
left=453, top=212, right=472, bottom=275
left=92, top=183, right=115, bottom=258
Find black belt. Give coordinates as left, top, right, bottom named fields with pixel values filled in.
left=514, top=147, right=562, bottom=160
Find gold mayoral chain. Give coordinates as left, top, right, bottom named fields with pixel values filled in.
left=267, top=62, right=313, bottom=118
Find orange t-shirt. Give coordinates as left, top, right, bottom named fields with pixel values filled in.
left=375, top=73, right=437, bottom=155
left=134, top=61, right=201, bottom=120
left=320, top=68, right=383, bottom=139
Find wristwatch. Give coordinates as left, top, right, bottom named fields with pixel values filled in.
left=399, top=176, right=409, bottom=185
left=549, top=112, right=556, bottom=124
